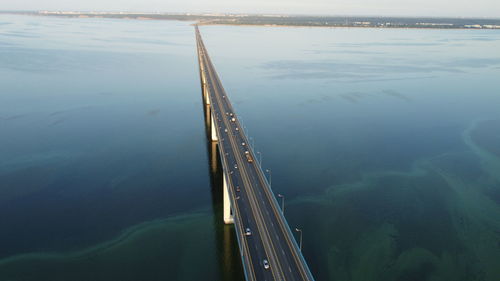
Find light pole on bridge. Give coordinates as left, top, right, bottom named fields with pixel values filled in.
left=249, top=136, right=255, bottom=150
left=256, top=151, right=262, bottom=165
left=239, top=116, right=249, bottom=137
left=277, top=193, right=285, bottom=214
left=265, top=169, right=272, bottom=188
left=295, top=228, right=303, bottom=251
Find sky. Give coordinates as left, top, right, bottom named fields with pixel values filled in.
left=1, top=0, right=500, bottom=18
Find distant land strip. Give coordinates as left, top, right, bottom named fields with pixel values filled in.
left=2, top=11, right=500, bottom=29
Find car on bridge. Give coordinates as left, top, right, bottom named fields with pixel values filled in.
left=245, top=228, right=252, bottom=236
left=245, top=151, right=253, bottom=163
left=263, top=259, right=270, bottom=269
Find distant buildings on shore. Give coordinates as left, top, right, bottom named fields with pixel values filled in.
left=4, top=11, right=500, bottom=29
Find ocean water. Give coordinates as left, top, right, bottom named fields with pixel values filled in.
left=1, top=14, right=500, bottom=281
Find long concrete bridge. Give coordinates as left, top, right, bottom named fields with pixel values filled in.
left=195, top=26, right=315, bottom=281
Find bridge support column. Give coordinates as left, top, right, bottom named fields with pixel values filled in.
left=203, top=84, right=211, bottom=105
left=204, top=103, right=211, bottom=129
left=199, top=62, right=210, bottom=105
left=210, top=113, right=218, bottom=142
left=223, top=171, right=234, bottom=224
left=210, top=141, right=218, bottom=173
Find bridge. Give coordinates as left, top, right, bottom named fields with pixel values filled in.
left=195, top=26, right=315, bottom=281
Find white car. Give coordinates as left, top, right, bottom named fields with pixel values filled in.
left=245, top=228, right=252, bottom=236
left=263, top=259, right=270, bottom=269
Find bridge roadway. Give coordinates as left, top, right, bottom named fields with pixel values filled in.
left=195, top=26, right=315, bottom=281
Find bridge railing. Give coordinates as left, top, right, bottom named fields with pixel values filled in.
left=237, top=119, right=316, bottom=281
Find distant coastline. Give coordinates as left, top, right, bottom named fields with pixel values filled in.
left=2, top=11, right=500, bottom=29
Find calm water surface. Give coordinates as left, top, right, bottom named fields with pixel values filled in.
left=1, top=15, right=500, bottom=281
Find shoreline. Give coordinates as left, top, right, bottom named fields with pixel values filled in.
left=194, top=22, right=499, bottom=31
left=2, top=11, right=500, bottom=30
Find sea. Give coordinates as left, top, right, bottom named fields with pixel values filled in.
left=1, top=14, right=500, bottom=281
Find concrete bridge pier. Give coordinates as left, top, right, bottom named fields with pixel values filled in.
left=203, top=80, right=210, bottom=106
left=201, top=74, right=212, bottom=129
left=204, top=104, right=211, bottom=129
left=210, top=141, right=218, bottom=174
left=210, top=113, right=218, bottom=142
left=223, top=170, right=234, bottom=224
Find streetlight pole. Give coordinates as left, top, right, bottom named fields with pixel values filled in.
left=295, top=228, right=303, bottom=251
left=265, top=169, right=272, bottom=188
left=278, top=194, right=285, bottom=214
left=257, top=151, right=262, bottom=165
left=239, top=116, right=247, bottom=136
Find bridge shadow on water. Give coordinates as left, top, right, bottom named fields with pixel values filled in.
left=202, top=99, right=245, bottom=281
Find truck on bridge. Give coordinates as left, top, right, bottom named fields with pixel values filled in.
left=245, top=150, right=254, bottom=163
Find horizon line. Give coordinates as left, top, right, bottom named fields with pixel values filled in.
left=1, top=10, right=500, bottom=20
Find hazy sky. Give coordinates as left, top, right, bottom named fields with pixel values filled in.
left=2, top=0, right=500, bottom=18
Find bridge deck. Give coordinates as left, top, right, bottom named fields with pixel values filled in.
left=195, top=26, right=315, bottom=281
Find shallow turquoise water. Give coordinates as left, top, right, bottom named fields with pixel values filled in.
left=1, top=15, right=500, bottom=281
